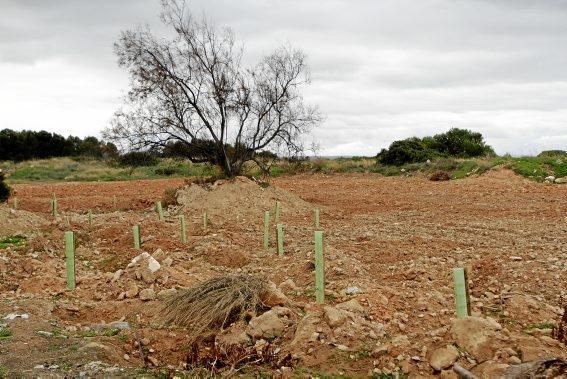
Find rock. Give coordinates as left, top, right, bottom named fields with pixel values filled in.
left=128, top=252, right=161, bottom=272
left=111, top=269, right=123, bottom=283
left=79, top=342, right=113, bottom=353
left=371, top=344, right=389, bottom=358
left=139, top=267, right=156, bottom=284
left=545, top=175, right=555, bottom=182
left=451, top=316, right=502, bottom=363
left=516, top=336, right=548, bottom=362
left=509, top=356, right=522, bottom=365
left=509, top=256, right=522, bottom=261
left=37, top=331, right=53, bottom=337
left=555, top=177, right=566, bottom=184
left=336, top=299, right=364, bottom=313
left=217, top=322, right=251, bottom=346
left=139, top=288, right=156, bottom=301
left=3, top=313, right=29, bottom=320
left=429, top=345, right=459, bottom=371
left=345, top=286, right=362, bottom=295
left=260, top=281, right=290, bottom=307
left=147, top=356, right=159, bottom=366
left=123, top=354, right=130, bottom=361
left=323, top=306, right=350, bottom=328
left=247, top=309, right=285, bottom=339
left=439, top=369, right=458, bottom=379
left=157, top=288, right=177, bottom=301
left=125, top=284, right=139, bottom=298
left=279, top=279, right=298, bottom=293
left=108, top=321, right=131, bottom=330
left=476, top=362, right=509, bottom=378
left=289, top=310, right=322, bottom=350
left=162, top=257, right=173, bottom=267
left=140, top=337, right=151, bottom=346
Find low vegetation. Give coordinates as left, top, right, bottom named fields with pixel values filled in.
left=160, top=275, right=268, bottom=343
left=0, top=170, right=10, bottom=202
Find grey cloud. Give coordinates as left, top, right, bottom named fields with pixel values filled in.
left=0, top=0, right=566, bottom=156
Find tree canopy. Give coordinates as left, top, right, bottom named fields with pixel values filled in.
left=104, top=0, right=321, bottom=177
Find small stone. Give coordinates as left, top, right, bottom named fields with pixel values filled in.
left=123, top=354, right=130, bottom=361
left=429, top=345, right=459, bottom=371
left=111, top=269, right=123, bottom=283
left=509, top=256, right=522, bottom=261
left=508, top=356, right=521, bottom=365
left=336, top=299, right=364, bottom=313
left=139, top=288, right=156, bottom=301
left=147, top=356, right=159, bottom=366
left=157, top=288, right=177, bottom=301
left=37, top=330, right=53, bottom=337
left=125, top=284, right=139, bottom=298
left=345, top=286, right=362, bottom=295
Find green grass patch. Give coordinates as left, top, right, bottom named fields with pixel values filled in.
left=0, top=235, right=26, bottom=249
left=0, top=326, right=12, bottom=339
left=1, top=157, right=221, bottom=183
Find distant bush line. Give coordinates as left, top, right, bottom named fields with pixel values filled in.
left=376, top=128, right=495, bottom=166
left=0, top=129, right=118, bottom=162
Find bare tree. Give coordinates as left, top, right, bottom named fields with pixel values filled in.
left=104, top=0, right=322, bottom=177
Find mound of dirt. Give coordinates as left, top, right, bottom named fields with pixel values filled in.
left=0, top=204, right=49, bottom=237
left=176, top=176, right=313, bottom=223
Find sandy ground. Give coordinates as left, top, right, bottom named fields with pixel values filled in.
left=0, top=170, right=565, bottom=378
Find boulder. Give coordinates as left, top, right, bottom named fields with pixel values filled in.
left=429, top=345, right=459, bottom=371
left=555, top=177, right=566, bottom=184
left=247, top=309, right=285, bottom=339
left=451, top=316, right=502, bottom=363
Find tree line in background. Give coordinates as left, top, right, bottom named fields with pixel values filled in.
left=0, top=129, right=278, bottom=167
left=376, top=128, right=495, bottom=166
left=0, top=129, right=119, bottom=162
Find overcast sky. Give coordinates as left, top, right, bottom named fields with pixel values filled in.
left=1, top=0, right=566, bottom=156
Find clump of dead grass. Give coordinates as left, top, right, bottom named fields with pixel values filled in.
left=160, top=275, right=268, bottom=342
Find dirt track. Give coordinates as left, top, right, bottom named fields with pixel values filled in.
left=1, top=170, right=566, bottom=377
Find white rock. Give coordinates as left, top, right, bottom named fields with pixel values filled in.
left=345, top=286, right=362, bottom=295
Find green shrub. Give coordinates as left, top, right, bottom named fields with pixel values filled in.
left=0, top=171, right=10, bottom=202
left=377, top=128, right=494, bottom=166
left=117, top=151, right=159, bottom=167
left=538, top=150, right=567, bottom=158
left=429, top=128, right=494, bottom=158
left=376, top=137, right=436, bottom=166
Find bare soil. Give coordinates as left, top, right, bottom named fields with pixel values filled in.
left=0, top=170, right=566, bottom=378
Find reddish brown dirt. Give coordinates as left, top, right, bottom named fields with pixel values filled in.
left=0, top=171, right=566, bottom=377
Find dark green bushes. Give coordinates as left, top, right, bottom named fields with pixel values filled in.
left=0, top=171, right=10, bottom=202
left=377, top=128, right=494, bottom=166
left=117, top=151, right=159, bottom=167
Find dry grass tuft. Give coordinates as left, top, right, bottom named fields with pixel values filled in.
left=160, top=275, right=268, bottom=342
